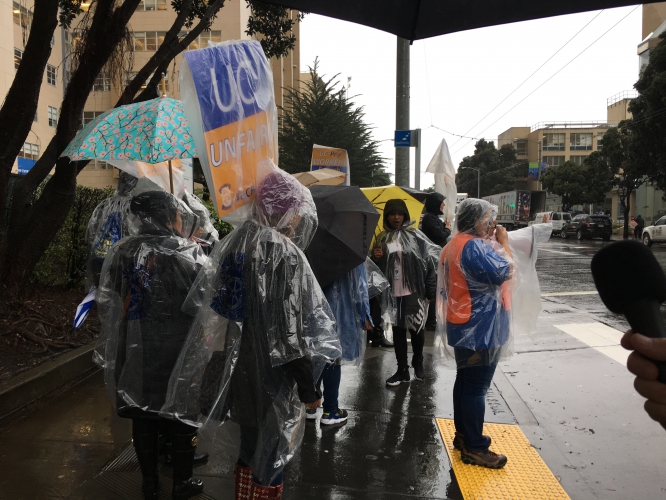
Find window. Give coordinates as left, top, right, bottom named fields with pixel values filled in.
left=13, top=2, right=32, bottom=28
left=84, top=160, right=112, bottom=171
left=570, top=133, right=592, bottom=151
left=182, top=30, right=223, bottom=50
left=543, top=155, right=564, bottom=167
left=133, top=31, right=167, bottom=51
left=14, top=48, right=22, bottom=71
left=658, top=218, right=666, bottom=226
left=597, top=133, right=605, bottom=150
left=19, top=142, right=39, bottom=160
left=48, top=106, right=58, bottom=127
left=83, top=111, right=104, bottom=126
left=543, top=133, right=565, bottom=151
left=46, top=64, right=57, bottom=86
left=93, top=72, right=111, bottom=92
left=137, top=0, right=167, bottom=11
left=570, top=155, right=587, bottom=165
left=563, top=213, right=571, bottom=221
left=125, top=71, right=168, bottom=91
left=552, top=213, right=561, bottom=221
left=514, top=140, right=528, bottom=156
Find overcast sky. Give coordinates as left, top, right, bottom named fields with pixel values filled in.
left=299, top=5, right=643, bottom=190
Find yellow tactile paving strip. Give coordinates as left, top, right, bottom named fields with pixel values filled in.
left=436, top=418, right=570, bottom=500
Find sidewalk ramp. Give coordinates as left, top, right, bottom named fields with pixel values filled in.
left=436, top=418, right=570, bottom=500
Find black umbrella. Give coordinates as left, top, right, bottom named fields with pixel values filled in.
left=401, top=186, right=429, bottom=203
left=306, top=185, right=380, bottom=289
left=261, top=0, right=636, bottom=41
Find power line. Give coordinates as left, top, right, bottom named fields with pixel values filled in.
left=447, top=9, right=605, bottom=152
left=450, top=5, right=639, bottom=158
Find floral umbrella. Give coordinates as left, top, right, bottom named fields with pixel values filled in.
left=61, top=96, right=197, bottom=164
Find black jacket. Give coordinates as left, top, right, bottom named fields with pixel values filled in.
left=421, top=192, right=450, bottom=246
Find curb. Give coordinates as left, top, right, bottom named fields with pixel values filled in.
left=0, top=342, right=98, bottom=427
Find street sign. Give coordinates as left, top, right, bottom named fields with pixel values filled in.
left=394, top=130, right=412, bottom=147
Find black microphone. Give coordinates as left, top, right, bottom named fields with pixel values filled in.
left=591, top=240, right=666, bottom=383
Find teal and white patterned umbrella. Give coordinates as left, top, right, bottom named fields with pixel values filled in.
left=62, top=97, right=197, bottom=163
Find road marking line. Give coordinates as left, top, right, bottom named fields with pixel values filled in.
left=539, top=248, right=589, bottom=256
left=554, top=322, right=628, bottom=366
left=541, top=291, right=598, bottom=297
left=436, top=419, right=570, bottom=500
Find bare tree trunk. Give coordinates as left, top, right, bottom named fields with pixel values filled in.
left=3, top=0, right=141, bottom=284
left=0, top=0, right=59, bottom=285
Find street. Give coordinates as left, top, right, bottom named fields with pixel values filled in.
left=1, top=236, right=666, bottom=499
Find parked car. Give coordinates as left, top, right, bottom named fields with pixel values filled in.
left=561, top=214, right=612, bottom=241
left=529, top=211, right=571, bottom=235
left=642, top=216, right=666, bottom=247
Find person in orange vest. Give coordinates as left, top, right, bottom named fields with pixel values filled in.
left=438, top=198, right=513, bottom=469
left=371, top=199, right=441, bottom=385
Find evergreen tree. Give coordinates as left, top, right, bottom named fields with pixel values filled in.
left=456, top=140, right=521, bottom=197
left=279, top=60, right=391, bottom=187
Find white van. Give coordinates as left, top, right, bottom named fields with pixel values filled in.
left=529, top=212, right=571, bottom=235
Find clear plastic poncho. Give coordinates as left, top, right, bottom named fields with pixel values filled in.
left=370, top=199, right=441, bottom=329
left=323, top=262, right=371, bottom=365
left=365, top=257, right=396, bottom=328
left=95, top=190, right=208, bottom=418
left=85, top=172, right=138, bottom=290
left=435, top=198, right=516, bottom=368
left=162, top=163, right=341, bottom=486
left=181, top=190, right=219, bottom=249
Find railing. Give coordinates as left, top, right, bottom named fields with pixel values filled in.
left=607, top=91, right=638, bottom=107
left=531, top=121, right=618, bottom=132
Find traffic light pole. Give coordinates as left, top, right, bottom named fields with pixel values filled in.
left=395, top=37, right=410, bottom=187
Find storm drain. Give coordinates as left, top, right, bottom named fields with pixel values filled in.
left=94, top=442, right=215, bottom=500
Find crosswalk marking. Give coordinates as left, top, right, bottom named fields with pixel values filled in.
left=554, top=322, right=628, bottom=366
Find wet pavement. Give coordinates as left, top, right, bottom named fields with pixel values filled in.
left=2, top=237, right=666, bottom=499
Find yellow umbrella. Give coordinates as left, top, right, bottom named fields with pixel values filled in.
left=361, top=185, right=425, bottom=242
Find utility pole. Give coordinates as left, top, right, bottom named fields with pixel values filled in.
left=395, top=37, right=410, bottom=187
left=414, top=128, right=421, bottom=190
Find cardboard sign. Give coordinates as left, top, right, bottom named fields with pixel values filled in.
left=311, top=144, right=350, bottom=186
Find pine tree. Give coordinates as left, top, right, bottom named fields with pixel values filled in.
left=279, top=60, right=391, bottom=187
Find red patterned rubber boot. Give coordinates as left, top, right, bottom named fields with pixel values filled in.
left=235, top=465, right=253, bottom=500
left=250, top=481, right=284, bottom=499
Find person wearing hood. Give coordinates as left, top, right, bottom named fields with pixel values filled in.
left=162, top=165, right=341, bottom=500
left=421, top=192, right=451, bottom=247
left=437, top=198, right=513, bottom=469
left=370, top=199, right=441, bottom=386
left=95, top=190, right=208, bottom=500
left=85, top=171, right=139, bottom=291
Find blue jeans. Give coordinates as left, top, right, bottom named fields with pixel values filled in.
left=317, top=363, right=341, bottom=414
left=453, top=349, right=498, bottom=452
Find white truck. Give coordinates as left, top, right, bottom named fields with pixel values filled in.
left=482, top=190, right=546, bottom=230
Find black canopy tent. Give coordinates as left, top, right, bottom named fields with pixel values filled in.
left=259, top=0, right=648, bottom=41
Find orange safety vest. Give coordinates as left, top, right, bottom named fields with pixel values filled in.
left=442, top=233, right=511, bottom=325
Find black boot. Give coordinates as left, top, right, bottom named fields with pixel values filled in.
left=132, top=421, right=160, bottom=500
left=372, top=326, right=394, bottom=348
left=162, top=433, right=209, bottom=465
left=171, top=429, right=204, bottom=500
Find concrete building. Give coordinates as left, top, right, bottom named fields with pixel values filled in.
left=3, top=0, right=67, bottom=176
left=78, top=0, right=301, bottom=188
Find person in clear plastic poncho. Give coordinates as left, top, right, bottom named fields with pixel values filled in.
left=85, top=171, right=138, bottom=291
left=306, top=261, right=373, bottom=425
left=163, top=164, right=340, bottom=497
left=436, top=198, right=514, bottom=469
left=370, top=199, right=441, bottom=386
left=181, top=190, right=219, bottom=254
left=365, top=257, right=396, bottom=329
left=96, top=190, right=208, bottom=500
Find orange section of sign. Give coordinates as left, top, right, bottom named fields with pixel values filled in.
left=203, top=111, right=276, bottom=216
left=311, top=146, right=348, bottom=170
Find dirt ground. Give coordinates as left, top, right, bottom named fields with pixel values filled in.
left=0, top=286, right=100, bottom=382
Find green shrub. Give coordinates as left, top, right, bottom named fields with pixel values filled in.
left=33, top=185, right=114, bottom=287
left=194, top=188, right=234, bottom=238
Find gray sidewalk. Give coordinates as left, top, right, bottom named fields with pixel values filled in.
left=0, top=337, right=517, bottom=500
